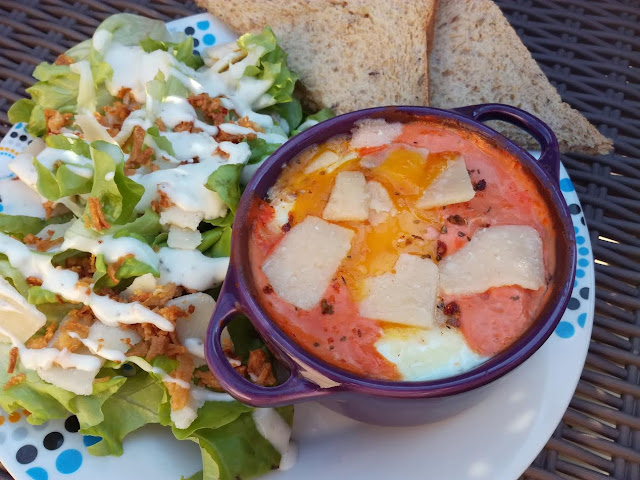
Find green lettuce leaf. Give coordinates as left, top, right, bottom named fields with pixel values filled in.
left=7, top=100, right=47, bottom=137
left=84, top=141, right=145, bottom=228
left=140, top=35, right=204, bottom=70
left=205, top=164, right=243, bottom=214
left=81, top=371, right=165, bottom=456
left=0, top=256, right=29, bottom=297
left=197, top=229, right=223, bottom=253
left=27, top=286, right=60, bottom=305
left=147, top=125, right=175, bottom=156
left=109, top=209, right=163, bottom=244
left=205, top=226, right=231, bottom=258
left=93, top=253, right=158, bottom=290
left=247, top=138, right=281, bottom=165
left=237, top=27, right=298, bottom=107
left=0, top=212, right=72, bottom=237
left=292, top=108, right=335, bottom=136
left=262, top=100, right=303, bottom=132
left=93, top=13, right=174, bottom=47
left=45, top=134, right=91, bottom=157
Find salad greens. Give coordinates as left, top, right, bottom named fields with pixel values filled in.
left=1, top=13, right=328, bottom=480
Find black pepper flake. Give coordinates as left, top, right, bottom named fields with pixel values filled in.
left=262, top=285, right=274, bottom=294
left=458, top=231, right=466, bottom=237
left=340, top=336, right=347, bottom=341
left=473, top=179, right=487, bottom=191
left=466, top=236, right=471, bottom=241
left=411, top=234, right=424, bottom=240
left=447, top=215, right=467, bottom=226
left=320, top=299, right=334, bottom=315
left=511, top=296, right=520, bottom=301
left=357, top=329, right=362, bottom=337
left=281, top=222, right=291, bottom=232
left=436, top=240, right=447, bottom=259
left=341, top=276, right=347, bottom=285
left=446, top=317, right=461, bottom=328
left=313, top=342, right=320, bottom=347
left=329, top=345, right=335, bottom=350
left=440, top=225, right=448, bottom=234
left=421, top=254, right=432, bottom=259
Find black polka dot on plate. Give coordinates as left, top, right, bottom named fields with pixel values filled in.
left=568, top=204, right=581, bottom=215
left=568, top=297, right=580, bottom=310
left=19, top=135, right=27, bottom=142
left=65, top=415, right=80, bottom=433
left=581, top=217, right=586, bottom=225
left=43, top=431, right=64, bottom=450
left=193, top=38, right=200, bottom=47
left=184, top=26, right=195, bottom=35
left=580, top=287, right=589, bottom=300
left=16, top=445, right=37, bottom=464
left=10, top=132, right=17, bottom=138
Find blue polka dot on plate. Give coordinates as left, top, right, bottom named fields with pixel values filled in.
left=556, top=321, right=575, bottom=338
left=576, top=236, right=585, bottom=245
left=577, top=313, right=587, bottom=328
left=559, top=178, right=574, bottom=192
left=576, top=269, right=585, bottom=278
left=56, top=449, right=83, bottom=474
left=83, top=435, right=101, bottom=447
left=203, top=33, right=216, bottom=46
left=197, top=20, right=210, bottom=30
left=26, top=467, right=48, bottom=480
left=578, top=258, right=589, bottom=267
left=579, top=247, right=589, bottom=256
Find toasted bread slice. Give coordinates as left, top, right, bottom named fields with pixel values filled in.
left=195, top=0, right=438, bottom=114
left=430, top=0, right=613, bottom=155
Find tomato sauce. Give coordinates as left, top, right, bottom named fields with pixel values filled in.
left=248, top=120, right=556, bottom=380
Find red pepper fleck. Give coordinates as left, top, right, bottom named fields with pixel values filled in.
left=262, top=284, right=274, bottom=294
left=436, top=240, right=447, bottom=261
left=281, top=223, right=291, bottom=232
left=443, top=301, right=460, bottom=316
left=320, top=299, right=334, bottom=315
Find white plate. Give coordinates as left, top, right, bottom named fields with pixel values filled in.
left=0, top=13, right=594, bottom=480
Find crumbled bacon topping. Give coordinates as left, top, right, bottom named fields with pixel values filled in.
left=22, top=233, right=63, bottom=252
left=7, top=347, right=18, bottom=374
left=26, top=322, right=56, bottom=349
left=87, top=197, right=110, bottom=231
left=3, top=373, right=26, bottom=390
left=150, top=188, right=174, bottom=213
left=43, top=201, right=54, bottom=220
left=44, top=109, right=73, bottom=135
left=187, top=93, right=228, bottom=126
left=124, top=125, right=154, bottom=175
left=166, top=353, right=195, bottom=410
left=247, top=349, right=277, bottom=386
left=54, top=54, right=75, bottom=66
left=106, top=254, right=134, bottom=285
left=173, top=121, right=203, bottom=133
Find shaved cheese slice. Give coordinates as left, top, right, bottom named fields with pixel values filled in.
left=262, top=216, right=354, bottom=310
left=124, top=273, right=157, bottom=297
left=168, top=227, right=202, bottom=250
left=160, top=207, right=203, bottom=230
left=87, top=322, right=140, bottom=357
left=0, top=276, right=46, bottom=344
left=37, top=365, right=100, bottom=396
left=351, top=119, right=403, bottom=149
left=366, top=181, right=395, bottom=213
left=439, top=225, right=546, bottom=295
left=304, top=150, right=358, bottom=174
left=323, top=171, right=370, bottom=222
left=416, top=155, right=475, bottom=209
left=376, top=326, right=487, bottom=381
left=168, top=293, right=216, bottom=343
left=359, top=254, right=439, bottom=328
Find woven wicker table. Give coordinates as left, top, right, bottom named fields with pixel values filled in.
left=0, top=0, right=638, bottom=479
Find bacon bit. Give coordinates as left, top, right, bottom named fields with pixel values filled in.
left=473, top=179, right=487, bottom=191
left=126, top=340, right=150, bottom=358
left=102, top=101, right=131, bottom=134
left=66, top=255, right=96, bottom=278
left=22, top=233, right=64, bottom=252
left=43, top=201, right=54, bottom=220
left=54, top=54, right=75, bottom=65
left=187, top=304, right=195, bottom=315
left=173, top=121, right=203, bottom=133
left=238, top=116, right=263, bottom=133
left=26, top=322, right=56, bottom=349
left=247, top=349, right=276, bottom=386
left=166, top=343, right=187, bottom=356
left=124, top=125, right=154, bottom=175
left=188, top=93, right=228, bottom=126
left=106, top=254, right=134, bottom=285
left=130, top=283, right=183, bottom=309
left=320, top=299, right=334, bottom=315
left=44, top=109, right=73, bottom=135
left=154, top=305, right=189, bottom=324
left=194, top=369, right=222, bottom=391
left=115, top=88, right=140, bottom=109
left=166, top=354, right=195, bottom=410
left=281, top=222, right=291, bottom=233
left=155, top=117, right=166, bottom=132
left=262, top=284, right=274, bottom=294
left=447, top=215, right=467, bottom=226
left=7, top=347, right=18, bottom=374
left=94, top=376, right=111, bottom=384
left=146, top=335, right=170, bottom=361
left=436, top=240, right=447, bottom=261
left=214, top=146, right=230, bottom=159
left=26, top=276, right=43, bottom=287
left=3, top=374, right=26, bottom=390
left=87, top=197, right=111, bottom=231
left=150, top=188, right=174, bottom=213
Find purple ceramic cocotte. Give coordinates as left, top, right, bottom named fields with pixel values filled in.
left=205, top=104, right=577, bottom=426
